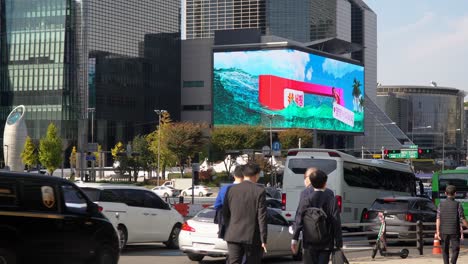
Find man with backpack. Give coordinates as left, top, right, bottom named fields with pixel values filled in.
left=291, top=168, right=343, bottom=264
left=435, top=185, right=468, bottom=264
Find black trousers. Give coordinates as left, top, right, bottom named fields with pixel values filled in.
left=227, top=242, right=262, bottom=264
left=303, top=248, right=331, bottom=264
left=442, top=234, right=461, bottom=264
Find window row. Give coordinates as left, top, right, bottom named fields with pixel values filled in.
left=343, top=162, right=416, bottom=194
left=8, top=30, right=66, bottom=44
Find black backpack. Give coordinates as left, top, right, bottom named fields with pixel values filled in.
left=302, top=192, right=333, bottom=248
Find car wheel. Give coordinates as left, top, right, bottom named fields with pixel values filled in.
left=182, top=192, right=187, bottom=196
left=165, top=224, right=181, bottom=249
left=187, top=253, right=204, bottom=261
left=199, top=192, right=204, bottom=197
left=0, top=248, right=16, bottom=264
left=93, top=245, right=118, bottom=264
left=117, top=225, right=128, bottom=250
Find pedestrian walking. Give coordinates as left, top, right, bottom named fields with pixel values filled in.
left=222, top=162, right=268, bottom=264
left=435, top=185, right=468, bottom=264
left=292, top=168, right=342, bottom=264
left=214, top=165, right=244, bottom=238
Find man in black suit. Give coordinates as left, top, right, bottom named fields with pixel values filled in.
left=223, top=162, right=268, bottom=264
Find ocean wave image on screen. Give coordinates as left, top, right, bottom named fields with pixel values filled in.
left=213, top=68, right=364, bottom=132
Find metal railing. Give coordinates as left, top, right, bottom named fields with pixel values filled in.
left=341, top=221, right=436, bottom=255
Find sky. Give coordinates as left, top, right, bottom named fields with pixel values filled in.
left=365, top=0, right=468, bottom=92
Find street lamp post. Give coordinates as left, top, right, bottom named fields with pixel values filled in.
left=88, top=108, right=96, bottom=143
left=154, top=109, right=167, bottom=186
left=266, top=114, right=275, bottom=153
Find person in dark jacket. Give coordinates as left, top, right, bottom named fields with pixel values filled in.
left=222, top=162, right=268, bottom=264
left=291, top=168, right=342, bottom=264
left=214, top=165, right=244, bottom=238
left=435, top=185, right=468, bottom=264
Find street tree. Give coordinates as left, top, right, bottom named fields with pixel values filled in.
left=130, top=135, right=153, bottom=181
left=211, top=125, right=267, bottom=177
left=111, top=141, right=129, bottom=180
left=39, top=123, right=63, bottom=175
left=165, top=122, right=206, bottom=177
left=21, top=136, right=38, bottom=172
left=278, top=129, right=313, bottom=150
left=69, top=146, right=77, bottom=179
left=147, top=111, right=176, bottom=178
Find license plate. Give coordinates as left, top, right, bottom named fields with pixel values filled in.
left=386, top=215, right=396, bottom=219
left=193, top=243, right=214, bottom=249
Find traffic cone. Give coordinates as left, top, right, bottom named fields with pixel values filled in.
left=433, top=239, right=442, bottom=255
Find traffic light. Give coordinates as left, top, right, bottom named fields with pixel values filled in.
left=383, top=149, right=389, bottom=159
left=418, top=148, right=423, bottom=155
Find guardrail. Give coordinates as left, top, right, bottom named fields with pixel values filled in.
left=341, top=221, right=437, bottom=255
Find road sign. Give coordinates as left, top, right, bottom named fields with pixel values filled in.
left=373, top=154, right=382, bottom=159
left=389, top=149, right=418, bottom=159
left=272, top=141, right=281, bottom=151
left=86, top=155, right=96, bottom=161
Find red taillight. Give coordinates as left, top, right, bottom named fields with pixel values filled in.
left=281, top=193, right=286, bottom=210
left=287, top=151, right=298, bottom=156
left=335, top=195, right=342, bottom=213
left=328, top=152, right=341, bottom=157
left=98, top=206, right=103, bottom=212
left=182, top=222, right=196, bottom=232
left=405, top=213, right=414, bottom=222
left=363, top=211, right=369, bottom=220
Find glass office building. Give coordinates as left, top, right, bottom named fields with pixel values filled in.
left=377, top=85, right=465, bottom=159
left=0, top=0, right=180, bottom=157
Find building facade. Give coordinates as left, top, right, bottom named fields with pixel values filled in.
left=377, top=85, right=465, bottom=161
left=0, top=0, right=180, bottom=163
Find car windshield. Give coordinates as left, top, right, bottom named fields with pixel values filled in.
left=81, top=187, right=100, bottom=202
left=371, top=199, right=409, bottom=211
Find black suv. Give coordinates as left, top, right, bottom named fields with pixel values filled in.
left=0, top=172, right=119, bottom=264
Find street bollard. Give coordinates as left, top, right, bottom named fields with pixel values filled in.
left=416, top=220, right=424, bottom=255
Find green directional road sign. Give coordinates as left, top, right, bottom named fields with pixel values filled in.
left=388, top=149, right=419, bottom=159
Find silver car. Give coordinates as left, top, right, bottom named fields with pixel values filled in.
left=179, top=207, right=302, bottom=261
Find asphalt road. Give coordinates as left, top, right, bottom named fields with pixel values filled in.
left=119, top=236, right=466, bottom=264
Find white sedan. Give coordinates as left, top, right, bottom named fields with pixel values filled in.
left=179, top=207, right=302, bottom=261
left=152, top=186, right=179, bottom=197
left=180, top=185, right=213, bottom=197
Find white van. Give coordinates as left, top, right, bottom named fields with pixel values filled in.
left=281, top=149, right=417, bottom=223
left=78, top=183, right=184, bottom=249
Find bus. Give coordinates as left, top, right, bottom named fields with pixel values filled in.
left=432, top=168, right=468, bottom=217
left=281, top=149, right=418, bottom=223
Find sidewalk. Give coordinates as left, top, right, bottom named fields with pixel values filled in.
left=349, top=248, right=468, bottom=263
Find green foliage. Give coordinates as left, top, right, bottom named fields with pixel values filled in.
left=21, top=136, right=38, bottom=171
left=39, top=123, right=63, bottom=175
left=165, top=122, right=206, bottom=176
left=211, top=126, right=267, bottom=177
left=352, top=78, right=362, bottom=98
left=130, top=135, right=153, bottom=181
left=111, top=142, right=128, bottom=178
left=69, top=146, right=77, bottom=168
left=278, top=129, right=313, bottom=149
left=147, top=111, right=177, bottom=177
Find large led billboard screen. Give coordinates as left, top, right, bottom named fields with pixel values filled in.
left=213, top=48, right=365, bottom=132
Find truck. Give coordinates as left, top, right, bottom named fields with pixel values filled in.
left=162, top=178, right=193, bottom=191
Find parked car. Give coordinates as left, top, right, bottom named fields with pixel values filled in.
left=180, top=185, right=213, bottom=197
left=152, top=186, right=180, bottom=197
left=0, top=172, right=119, bottom=264
left=179, top=207, right=302, bottom=261
left=362, top=196, right=437, bottom=240
left=78, top=183, right=184, bottom=249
